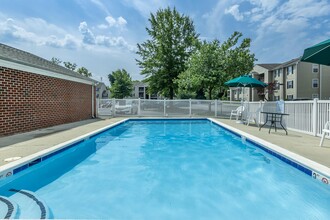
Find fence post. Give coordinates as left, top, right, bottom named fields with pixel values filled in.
left=258, top=100, right=262, bottom=124
left=214, top=100, right=217, bottom=117
left=189, top=98, right=192, bottom=117
left=138, top=98, right=141, bottom=117
left=112, top=98, right=116, bottom=117
left=164, top=99, right=166, bottom=117
left=312, top=98, right=318, bottom=136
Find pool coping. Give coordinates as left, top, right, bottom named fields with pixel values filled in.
left=208, top=118, right=330, bottom=185
left=0, top=118, right=329, bottom=186
left=0, top=118, right=130, bottom=181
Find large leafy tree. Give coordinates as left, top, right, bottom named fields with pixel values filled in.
left=136, top=7, right=199, bottom=99
left=77, top=67, right=92, bottom=77
left=108, top=69, right=133, bottom=99
left=177, top=31, right=256, bottom=100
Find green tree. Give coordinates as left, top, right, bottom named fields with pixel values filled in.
left=177, top=32, right=256, bottom=100
left=50, top=57, right=62, bottom=65
left=77, top=67, right=92, bottom=77
left=63, top=61, right=77, bottom=71
left=136, top=7, right=199, bottom=99
left=109, top=69, right=133, bottom=98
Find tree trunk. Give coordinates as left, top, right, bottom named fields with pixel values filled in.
left=208, top=88, right=212, bottom=112
left=169, top=87, right=174, bottom=100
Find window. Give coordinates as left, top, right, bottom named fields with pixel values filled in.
left=312, top=94, right=319, bottom=99
left=138, top=87, right=144, bottom=92
left=312, top=79, right=319, bottom=88
left=287, top=80, right=294, bottom=89
left=287, top=66, right=293, bottom=75
left=287, top=95, right=293, bottom=100
left=274, top=69, right=282, bottom=78
left=312, top=64, right=319, bottom=73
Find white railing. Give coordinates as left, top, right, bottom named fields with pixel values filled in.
left=97, top=98, right=330, bottom=137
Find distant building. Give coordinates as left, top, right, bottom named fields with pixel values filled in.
left=96, top=82, right=110, bottom=99
left=229, top=57, right=330, bottom=101
left=272, top=58, right=330, bottom=100
left=131, top=81, right=159, bottom=99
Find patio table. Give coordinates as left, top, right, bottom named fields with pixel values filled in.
left=259, top=111, right=289, bottom=135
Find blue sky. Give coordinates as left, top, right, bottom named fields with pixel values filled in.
left=1, top=0, right=329, bottom=85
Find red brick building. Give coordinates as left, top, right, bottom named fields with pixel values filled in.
left=0, top=44, right=97, bottom=136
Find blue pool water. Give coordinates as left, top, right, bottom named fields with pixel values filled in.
left=0, top=119, right=330, bottom=219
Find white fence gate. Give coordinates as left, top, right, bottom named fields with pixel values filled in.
left=97, top=98, right=330, bottom=137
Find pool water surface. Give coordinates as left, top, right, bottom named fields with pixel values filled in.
left=0, top=119, right=329, bottom=219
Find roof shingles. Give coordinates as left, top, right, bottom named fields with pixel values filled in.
left=0, top=43, right=95, bottom=83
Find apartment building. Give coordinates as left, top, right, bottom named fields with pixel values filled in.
left=272, top=58, right=330, bottom=100
left=131, top=81, right=159, bottom=99
left=231, top=57, right=330, bottom=101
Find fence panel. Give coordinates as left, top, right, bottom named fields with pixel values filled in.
left=191, top=100, right=215, bottom=116
left=113, top=99, right=139, bottom=116
left=216, top=101, right=241, bottom=118
left=285, top=101, right=314, bottom=134
left=96, top=98, right=330, bottom=137
left=140, top=99, right=164, bottom=116
left=317, top=101, right=330, bottom=136
left=164, top=100, right=190, bottom=116
left=97, top=99, right=113, bottom=116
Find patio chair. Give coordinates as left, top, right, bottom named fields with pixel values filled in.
left=246, top=107, right=262, bottom=127
left=230, top=106, right=245, bottom=121
left=320, top=121, right=330, bottom=146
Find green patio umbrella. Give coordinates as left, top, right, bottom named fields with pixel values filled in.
left=301, top=39, right=330, bottom=65
left=225, top=75, right=267, bottom=101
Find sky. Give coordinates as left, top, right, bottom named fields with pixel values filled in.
left=1, top=0, right=329, bottom=85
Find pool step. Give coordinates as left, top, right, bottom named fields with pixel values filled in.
left=0, top=196, right=18, bottom=219
left=8, top=189, right=51, bottom=219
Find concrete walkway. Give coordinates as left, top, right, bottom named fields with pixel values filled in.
left=0, top=117, right=329, bottom=168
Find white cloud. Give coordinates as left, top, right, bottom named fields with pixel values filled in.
left=225, top=5, right=243, bottom=21
left=249, top=0, right=279, bottom=12
left=79, top=21, right=95, bottom=44
left=0, top=14, right=135, bottom=53
left=88, top=0, right=110, bottom=15
left=97, top=24, right=108, bottom=29
left=241, top=0, right=330, bottom=43
left=78, top=21, right=135, bottom=52
left=104, top=16, right=127, bottom=28
left=122, top=0, right=168, bottom=18
left=105, top=16, right=116, bottom=27
left=0, top=18, right=80, bottom=49
left=202, top=0, right=234, bottom=38
left=117, top=17, right=127, bottom=26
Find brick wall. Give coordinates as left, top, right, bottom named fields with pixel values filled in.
left=0, top=66, right=95, bottom=136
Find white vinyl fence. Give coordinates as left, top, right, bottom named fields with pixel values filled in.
left=97, top=98, right=330, bottom=137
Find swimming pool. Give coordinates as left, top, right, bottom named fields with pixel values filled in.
left=0, top=119, right=329, bottom=219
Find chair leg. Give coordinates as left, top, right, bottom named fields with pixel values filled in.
left=320, top=132, right=326, bottom=147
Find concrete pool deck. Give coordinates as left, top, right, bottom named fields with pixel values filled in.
left=0, top=117, right=330, bottom=169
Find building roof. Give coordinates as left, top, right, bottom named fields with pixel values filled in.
left=133, top=81, right=148, bottom=87
left=272, top=57, right=302, bottom=69
left=0, top=43, right=96, bottom=83
left=256, top=64, right=281, bottom=70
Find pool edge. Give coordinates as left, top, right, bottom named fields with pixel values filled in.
left=0, top=118, right=329, bottom=187
left=0, top=118, right=130, bottom=180
left=208, top=118, right=330, bottom=186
